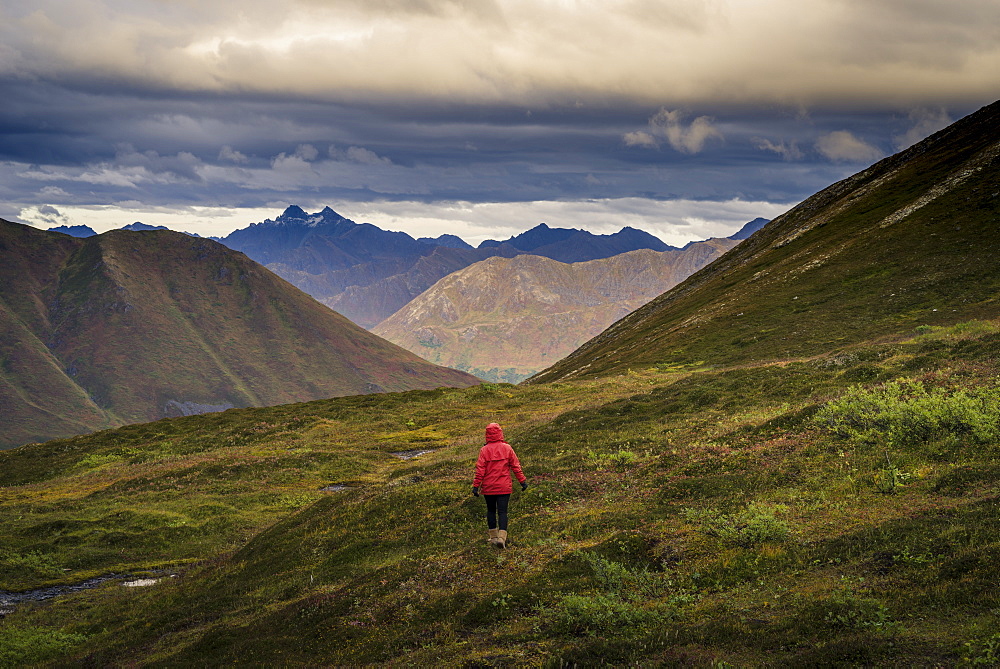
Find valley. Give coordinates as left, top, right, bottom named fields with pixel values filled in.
left=1, top=100, right=999, bottom=665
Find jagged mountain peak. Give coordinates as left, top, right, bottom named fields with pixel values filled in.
left=48, top=224, right=97, bottom=238
left=279, top=204, right=309, bottom=220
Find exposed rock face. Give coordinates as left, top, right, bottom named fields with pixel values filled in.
left=374, top=239, right=739, bottom=382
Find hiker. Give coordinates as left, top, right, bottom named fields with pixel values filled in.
left=472, top=422, right=528, bottom=549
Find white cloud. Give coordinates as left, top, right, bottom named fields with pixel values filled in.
left=38, top=185, right=71, bottom=199
left=649, top=109, right=723, bottom=154
left=294, top=143, right=319, bottom=161
left=894, top=108, right=953, bottom=150
left=328, top=144, right=393, bottom=165
left=345, top=146, right=392, bottom=165
left=815, top=131, right=883, bottom=163
left=753, top=137, right=804, bottom=161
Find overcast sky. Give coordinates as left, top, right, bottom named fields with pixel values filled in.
left=1, top=0, right=997, bottom=244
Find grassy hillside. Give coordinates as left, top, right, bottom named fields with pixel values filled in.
left=0, top=222, right=479, bottom=449
left=531, top=99, right=1000, bottom=384
left=1, top=323, right=1000, bottom=665
left=375, top=240, right=736, bottom=383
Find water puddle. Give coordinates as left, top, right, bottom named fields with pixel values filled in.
left=319, top=484, right=352, bottom=492
left=390, top=449, right=436, bottom=460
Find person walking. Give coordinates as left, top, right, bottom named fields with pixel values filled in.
left=472, top=422, right=527, bottom=549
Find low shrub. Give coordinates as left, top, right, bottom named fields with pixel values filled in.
left=963, top=632, right=1000, bottom=666
left=683, top=503, right=791, bottom=547
left=540, top=593, right=672, bottom=637
left=813, top=380, right=1000, bottom=449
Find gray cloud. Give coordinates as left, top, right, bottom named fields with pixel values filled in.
left=650, top=109, right=724, bottom=154
left=623, top=109, right=724, bottom=154
left=2, top=0, right=998, bottom=107
left=32, top=204, right=68, bottom=226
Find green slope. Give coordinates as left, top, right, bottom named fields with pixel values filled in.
left=0, top=222, right=479, bottom=448
left=531, top=99, right=1000, bottom=383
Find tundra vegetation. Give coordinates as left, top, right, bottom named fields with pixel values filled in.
left=2, top=319, right=1000, bottom=665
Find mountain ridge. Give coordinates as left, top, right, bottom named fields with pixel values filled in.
left=217, top=208, right=708, bottom=328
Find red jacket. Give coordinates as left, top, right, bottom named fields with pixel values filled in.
left=473, top=423, right=526, bottom=495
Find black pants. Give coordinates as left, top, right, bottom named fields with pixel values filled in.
left=484, top=494, right=510, bottom=531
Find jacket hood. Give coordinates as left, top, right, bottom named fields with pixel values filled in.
left=485, top=422, right=504, bottom=443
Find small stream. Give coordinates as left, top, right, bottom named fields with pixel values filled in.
left=0, top=573, right=172, bottom=617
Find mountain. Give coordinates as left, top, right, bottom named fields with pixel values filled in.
left=727, top=216, right=769, bottom=240
left=121, top=222, right=201, bottom=236
left=531, top=99, right=1000, bottom=383
left=120, top=222, right=169, bottom=232
left=48, top=224, right=97, bottom=237
left=417, top=233, right=473, bottom=249
left=374, top=238, right=738, bottom=382
left=217, top=208, right=682, bottom=328
left=219, top=206, right=454, bottom=327
left=479, top=222, right=676, bottom=262
left=0, top=220, right=478, bottom=448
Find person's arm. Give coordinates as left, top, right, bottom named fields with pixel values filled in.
left=508, top=446, right=526, bottom=485
left=472, top=449, right=486, bottom=492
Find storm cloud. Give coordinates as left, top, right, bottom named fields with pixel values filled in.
left=0, top=0, right=996, bottom=240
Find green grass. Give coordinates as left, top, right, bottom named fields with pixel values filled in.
left=1, top=324, right=1000, bottom=665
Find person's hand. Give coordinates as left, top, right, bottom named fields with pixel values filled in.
left=521, top=481, right=529, bottom=491
left=472, top=486, right=480, bottom=497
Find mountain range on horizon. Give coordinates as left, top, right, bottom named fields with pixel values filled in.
left=41, top=209, right=769, bottom=331
left=215, top=207, right=767, bottom=328
left=0, top=221, right=478, bottom=449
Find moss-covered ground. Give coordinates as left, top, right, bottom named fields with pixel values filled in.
left=2, top=322, right=1000, bottom=665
